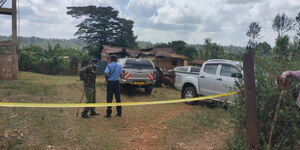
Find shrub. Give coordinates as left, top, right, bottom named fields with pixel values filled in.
left=227, top=54, right=300, bottom=149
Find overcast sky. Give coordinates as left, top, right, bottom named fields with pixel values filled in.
left=0, top=0, right=299, bottom=46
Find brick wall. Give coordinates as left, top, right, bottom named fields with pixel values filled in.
left=0, top=54, right=18, bottom=80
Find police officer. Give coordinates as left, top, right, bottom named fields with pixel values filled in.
left=80, top=58, right=100, bottom=118
left=104, top=55, right=123, bottom=118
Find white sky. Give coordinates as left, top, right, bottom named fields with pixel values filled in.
left=0, top=0, right=299, bottom=46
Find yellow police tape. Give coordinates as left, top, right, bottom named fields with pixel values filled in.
left=0, top=92, right=237, bottom=108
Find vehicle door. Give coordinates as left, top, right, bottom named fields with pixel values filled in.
left=215, top=64, right=241, bottom=101
left=198, top=63, right=221, bottom=96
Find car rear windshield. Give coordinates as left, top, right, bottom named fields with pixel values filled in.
left=124, top=59, right=154, bottom=69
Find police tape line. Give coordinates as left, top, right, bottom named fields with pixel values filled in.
left=0, top=92, right=237, bottom=108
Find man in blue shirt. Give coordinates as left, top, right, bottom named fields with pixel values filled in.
left=104, top=55, right=123, bottom=118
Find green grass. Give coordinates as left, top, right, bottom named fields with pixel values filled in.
left=156, top=105, right=233, bottom=150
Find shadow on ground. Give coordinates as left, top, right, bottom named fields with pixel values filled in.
left=193, top=100, right=230, bottom=110
left=121, top=87, right=149, bottom=96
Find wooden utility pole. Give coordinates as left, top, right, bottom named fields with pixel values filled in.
left=0, top=0, right=18, bottom=80
left=243, top=52, right=258, bottom=150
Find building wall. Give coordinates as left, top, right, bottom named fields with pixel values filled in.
left=153, top=58, right=185, bottom=69
left=0, top=54, right=18, bottom=80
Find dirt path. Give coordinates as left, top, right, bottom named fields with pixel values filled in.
left=121, top=104, right=190, bottom=150
left=182, top=129, right=233, bottom=150
left=118, top=102, right=232, bottom=150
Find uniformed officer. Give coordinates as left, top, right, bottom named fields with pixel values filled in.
left=104, top=55, right=123, bottom=118
left=80, top=58, right=100, bottom=118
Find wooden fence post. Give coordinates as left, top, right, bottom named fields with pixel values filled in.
left=243, top=52, right=258, bottom=150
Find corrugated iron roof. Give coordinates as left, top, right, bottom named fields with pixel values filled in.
left=102, top=45, right=187, bottom=60
left=152, top=48, right=188, bottom=59
left=102, top=45, right=124, bottom=54
left=102, top=45, right=140, bottom=57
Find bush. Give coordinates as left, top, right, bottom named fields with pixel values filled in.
left=19, top=44, right=89, bottom=75
left=228, top=54, right=300, bottom=149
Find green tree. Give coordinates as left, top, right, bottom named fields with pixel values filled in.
left=19, top=44, right=88, bottom=75
left=273, top=35, right=290, bottom=60
left=168, top=40, right=187, bottom=54
left=199, top=38, right=224, bottom=59
left=154, top=42, right=170, bottom=48
left=227, top=20, right=300, bottom=150
left=182, top=46, right=197, bottom=59
left=137, top=41, right=154, bottom=49
left=272, top=12, right=294, bottom=37
left=246, top=22, right=262, bottom=53
left=113, top=18, right=137, bottom=48
left=67, top=6, right=137, bottom=58
left=41, top=44, right=65, bottom=74
left=256, top=41, right=272, bottom=56
left=296, top=12, right=300, bottom=37
left=19, top=45, right=44, bottom=71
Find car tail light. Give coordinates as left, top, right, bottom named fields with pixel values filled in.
left=123, top=71, right=132, bottom=80
left=146, top=71, right=156, bottom=80
left=152, top=71, right=156, bottom=79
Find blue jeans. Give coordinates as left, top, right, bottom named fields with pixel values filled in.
left=106, top=81, right=122, bottom=115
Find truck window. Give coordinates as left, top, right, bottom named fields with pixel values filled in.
left=124, top=59, right=154, bottom=69
left=174, top=66, right=188, bottom=72
left=203, top=64, right=218, bottom=75
left=191, top=67, right=200, bottom=73
left=220, top=65, right=240, bottom=77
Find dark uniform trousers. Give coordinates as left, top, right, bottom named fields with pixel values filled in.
left=106, top=81, right=122, bottom=115
left=82, top=86, right=96, bottom=114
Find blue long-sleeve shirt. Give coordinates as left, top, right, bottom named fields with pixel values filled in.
left=104, top=62, right=122, bottom=81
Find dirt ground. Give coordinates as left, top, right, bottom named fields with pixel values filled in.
left=0, top=72, right=233, bottom=150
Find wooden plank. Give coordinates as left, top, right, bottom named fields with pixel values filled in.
left=12, top=0, right=17, bottom=44
left=243, top=52, right=258, bottom=150
left=0, top=8, right=13, bottom=15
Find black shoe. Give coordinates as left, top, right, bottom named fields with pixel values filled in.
left=116, top=113, right=122, bottom=117
left=81, top=113, right=89, bottom=118
left=104, top=115, right=111, bottom=118
left=90, top=112, right=100, bottom=116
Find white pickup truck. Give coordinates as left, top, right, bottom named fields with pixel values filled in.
left=174, top=59, right=242, bottom=104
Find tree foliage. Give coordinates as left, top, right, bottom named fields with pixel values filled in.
left=198, top=38, right=224, bottom=59
left=67, top=6, right=137, bottom=58
left=168, top=40, right=187, bottom=54
left=228, top=16, right=300, bottom=150
left=182, top=46, right=197, bottom=59
left=296, top=12, right=300, bottom=37
left=272, top=12, right=294, bottom=37
left=167, top=40, right=197, bottom=59
left=273, top=35, right=290, bottom=60
left=19, top=44, right=88, bottom=75
left=228, top=54, right=300, bottom=150
left=256, top=42, right=272, bottom=56
left=246, top=22, right=262, bottom=53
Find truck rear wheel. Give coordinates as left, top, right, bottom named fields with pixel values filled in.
left=182, top=86, right=197, bottom=105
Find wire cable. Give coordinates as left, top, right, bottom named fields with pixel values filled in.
left=0, top=0, right=7, bottom=8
